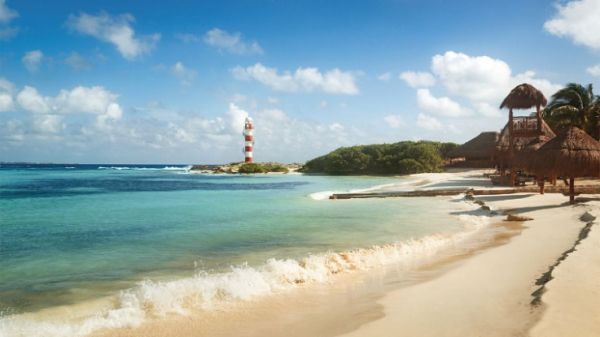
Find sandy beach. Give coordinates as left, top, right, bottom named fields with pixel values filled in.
left=80, top=170, right=600, bottom=337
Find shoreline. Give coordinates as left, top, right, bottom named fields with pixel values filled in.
left=3, top=170, right=599, bottom=337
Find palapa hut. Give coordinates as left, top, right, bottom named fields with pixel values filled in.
left=448, top=132, right=499, bottom=167
left=497, top=83, right=553, bottom=185
left=531, top=127, right=600, bottom=203
left=496, top=118, right=555, bottom=170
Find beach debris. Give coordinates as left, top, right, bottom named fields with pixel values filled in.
left=505, top=214, right=533, bottom=222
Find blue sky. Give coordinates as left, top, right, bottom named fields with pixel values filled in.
left=1, top=0, right=599, bottom=164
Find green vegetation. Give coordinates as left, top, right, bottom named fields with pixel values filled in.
left=301, top=141, right=459, bottom=175
left=542, top=83, right=600, bottom=139
left=238, top=162, right=290, bottom=174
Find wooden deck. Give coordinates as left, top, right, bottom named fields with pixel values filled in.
left=329, top=185, right=600, bottom=200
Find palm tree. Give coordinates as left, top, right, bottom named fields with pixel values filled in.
left=542, top=83, right=600, bottom=140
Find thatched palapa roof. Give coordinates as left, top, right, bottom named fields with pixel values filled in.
left=449, top=132, right=499, bottom=159
left=500, top=83, right=548, bottom=110
left=531, top=127, right=600, bottom=178
left=496, top=118, right=556, bottom=153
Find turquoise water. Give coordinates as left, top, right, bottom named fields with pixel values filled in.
left=0, top=164, right=473, bottom=335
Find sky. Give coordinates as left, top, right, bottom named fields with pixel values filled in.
left=1, top=0, right=599, bottom=164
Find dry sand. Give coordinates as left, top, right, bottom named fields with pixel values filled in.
left=339, top=193, right=597, bottom=337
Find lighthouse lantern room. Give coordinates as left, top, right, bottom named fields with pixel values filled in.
left=243, top=117, right=254, bottom=163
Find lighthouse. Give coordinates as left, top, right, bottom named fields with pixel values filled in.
left=243, top=117, right=254, bottom=163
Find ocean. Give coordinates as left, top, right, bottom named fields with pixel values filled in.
left=0, top=164, right=491, bottom=337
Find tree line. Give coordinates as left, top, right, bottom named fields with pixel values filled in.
left=300, top=141, right=458, bottom=175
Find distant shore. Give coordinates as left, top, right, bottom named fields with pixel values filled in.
left=190, top=162, right=302, bottom=174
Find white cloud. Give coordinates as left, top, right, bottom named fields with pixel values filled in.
left=225, top=102, right=249, bottom=133
left=430, top=51, right=561, bottom=104
left=587, top=64, right=600, bottom=77
left=383, top=114, right=404, bottom=128
left=544, top=0, right=600, bottom=50
left=416, top=88, right=470, bottom=117
left=232, top=63, right=359, bottom=95
left=65, top=52, right=91, bottom=70
left=431, top=51, right=511, bottom=102
left=54, top=86, right=122, bottom=118
left=0, top=0, right=18, bottom=41
left=399, top=71, right=436, bottom=88
left=66, top=12, right=160, bottom=60
left=0, top=0, right=18, bottom=24
left=17, top=85, right=123, bottom=129
left=473, top=102, right=502, bottom=118
left=377, top=72, right=392, bottom=81
left=16, top=86, right=50, bottom=114
left=170, top=61, right=197, bottom=85
left=0, top=92, right=13, bottom=112
left=203, top=28, right=263, bottom=55
left=33, top=114, right=64, bottom=134
left=22, top=50, right=43, bottom=73
left=0, top=77, right=14, bottom=92
left=416, top=113, right=443, bottom=131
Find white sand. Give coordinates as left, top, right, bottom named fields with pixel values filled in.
left=339, top=193, right=595, bottom=337
left=530, top=201, right=600, bottom=337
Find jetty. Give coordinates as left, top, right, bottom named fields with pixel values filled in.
left=329, top=185, right=600, bottom=200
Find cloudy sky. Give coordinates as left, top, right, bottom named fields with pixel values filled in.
left=1, top=0, right=599, bottom=164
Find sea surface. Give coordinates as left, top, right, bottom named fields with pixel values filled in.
left=0, top=164, right=487, bottom=337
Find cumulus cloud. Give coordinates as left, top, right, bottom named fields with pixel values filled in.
left=0, top=92, right=13, bottom=112
left=225, top=102, right=249, bottom=133
left=203, top=28, right=263, bottom=55
left=16, top=86, right=50, bottom=114
left=544, top=0, right=600, bottom=50
left=383, top=114, right=404, bottom=128
left=33, top=114, right=64, bottom=134
left=430, top=51, right=561, bottom=104
left=587, top=64, right=600, bottom=77
left=232, top=63, right=359, bottom=95
left=66, top=12, right=160, bottom=60
left=16, top=85, right=123, bottom=129
left=399, top=71, right=436, bottom=88
left=22, top=50, right=43, bottom=72
left=416, top=88, right=470, bottom=117
left=431, top=51, right=511, bottom=102
left=416, top=113, right=443, bottom=131
left=170, top=61, right=197, bottom=85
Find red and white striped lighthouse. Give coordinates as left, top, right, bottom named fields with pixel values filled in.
left=243, top=117, right=254, bottom=163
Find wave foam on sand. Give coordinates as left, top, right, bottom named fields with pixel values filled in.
left=0, top=198, right=493, bottom=337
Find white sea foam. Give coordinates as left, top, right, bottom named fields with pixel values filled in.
left=97, top=166, right=191, bottom=171
left=0, top=198, right=493, bottom=337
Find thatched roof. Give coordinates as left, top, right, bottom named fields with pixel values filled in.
left=496, top=118, right=556, bottom=153
left=448, top=132, right=499, bottom=159
left=531, top=127, right=600, bottom=177
left=500, top=83, right=548, bottom=110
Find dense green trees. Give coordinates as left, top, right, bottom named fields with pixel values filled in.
left=542, top=83, right=600, bottom=139
left=301, top=141, right=458, bottom=175
left=238, top=163, right=289, bottom=173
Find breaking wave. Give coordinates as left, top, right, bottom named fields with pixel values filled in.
left=97, top=166, right=191, bottom=171
left=0, top=201, right=492, bottom=337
